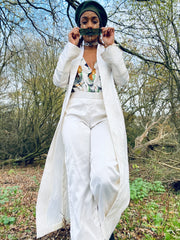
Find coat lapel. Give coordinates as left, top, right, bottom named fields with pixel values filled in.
left=59, top=48, right=84, bottom=129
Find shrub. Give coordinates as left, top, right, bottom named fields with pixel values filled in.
left=130, top=178, right=165, bottom=201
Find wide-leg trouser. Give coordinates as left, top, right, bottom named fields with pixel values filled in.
left=62, top=92, right=120, bottom=240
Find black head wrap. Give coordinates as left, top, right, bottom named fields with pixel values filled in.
left=75, top=1, right=107, bottom=27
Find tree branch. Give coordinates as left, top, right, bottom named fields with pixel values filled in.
left=65, top=0, right=80, bottom=10
left=158, top=162, right=180, bottom=171
left=117, top=42, right=179, bottom=73
left=67, top=3, right=74, bottom=27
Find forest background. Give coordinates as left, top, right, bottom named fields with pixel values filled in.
left=1, top=0, right=179, bottom=182
left=0, top=0, right=180, bottom=239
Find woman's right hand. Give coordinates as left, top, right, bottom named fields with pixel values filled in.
left=68, top=27, right=80, bottom=46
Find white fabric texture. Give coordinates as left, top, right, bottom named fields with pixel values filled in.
left=62, top=92, right=120, bottom=240
left=36, top=42, right=130, bottom=240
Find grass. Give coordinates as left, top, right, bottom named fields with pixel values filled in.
left=116, top=191, right=180, bottom=239
left=0, top=167, right=179, bottom=240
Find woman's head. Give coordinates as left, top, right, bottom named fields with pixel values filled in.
left=75, top=1, right=107, bottom=45
left=75, top=1, right=107, bottom=28
left=79, top=11, right=100, bottom=43
left=80, top=11, right=100, bottom=29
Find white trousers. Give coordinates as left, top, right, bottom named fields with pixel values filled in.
left=62, top=92, right=120, bottom=240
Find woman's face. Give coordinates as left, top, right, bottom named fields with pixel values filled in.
left=80, top=11, right=100, bottom=43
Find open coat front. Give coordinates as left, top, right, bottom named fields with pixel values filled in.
left=36, top=42, right=130, bottom=240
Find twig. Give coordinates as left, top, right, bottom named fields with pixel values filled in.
left=158, top=162, right=180, bottom=171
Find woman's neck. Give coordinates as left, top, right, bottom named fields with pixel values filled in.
left=83, top=40, right=98, bottom=47
left=84, top=44, right=98, bottom=50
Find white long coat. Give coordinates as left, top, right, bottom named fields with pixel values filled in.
left=36, top=42, right=130, bottom=240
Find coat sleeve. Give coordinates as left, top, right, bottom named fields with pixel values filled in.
left=53, top=42, right=81, bottom=88
left=101, top=44, right=129, bottom=88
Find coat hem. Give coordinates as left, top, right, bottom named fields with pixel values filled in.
left=37, top=222, right=63, bottom=239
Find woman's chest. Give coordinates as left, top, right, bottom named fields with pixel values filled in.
left=83, top=50, right=97, bottom=70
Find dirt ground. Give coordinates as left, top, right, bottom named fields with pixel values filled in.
left=0, top=166, right=71, bottom=240
left=0, top=166, right=179, bottom=240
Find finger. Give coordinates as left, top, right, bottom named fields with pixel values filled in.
left=102, top=27, right=111, bottom=37
left=101, top=27, right=107, bottom=35
left=104, top=28, right=114, bottom=37
left=71, top=30, right=80, bottom=40
left=70, top=27, right=80, bottom=35
left=107, top=28, right=114, bottom=34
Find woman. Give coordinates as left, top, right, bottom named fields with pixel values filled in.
left=36, top=1, right=130, bottom=240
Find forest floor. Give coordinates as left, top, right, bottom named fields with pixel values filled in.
left=0, top=166, right=179, bottom=240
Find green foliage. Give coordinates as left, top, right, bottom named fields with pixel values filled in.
left=7, top=235, right=17, bottom=240
left=0, top=186, right=20, bottom=204
left=0, top=186, right=21, bottom=226
left=32, top=175, right=40, bottom=187
left=0, top=216, right=16, bottom=225
left=120, top=178, right=180, bottom=238
left=116, top=191, right=180, bottom=239
left=1, top=168, right=180, bottom=239
left=8, top=169, right=16, bottom=175
left=130, top=178, right=165, bottom=201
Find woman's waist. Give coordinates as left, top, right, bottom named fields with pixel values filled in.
left=70, top=91, right=103, bottom=99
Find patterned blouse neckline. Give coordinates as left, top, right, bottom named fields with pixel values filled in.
left=82, top=57, right=97, bottom=72
left=72, top=57, right=102, bottom=93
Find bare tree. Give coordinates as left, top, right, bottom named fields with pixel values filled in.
left=0, top=38, right=65, bottom=164
left=0, top=0, right=180, bottom=164
left=0, top=0, right=67, bottom=73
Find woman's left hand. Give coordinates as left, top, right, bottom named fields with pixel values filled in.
left=101, top=27, right=115, bottom=47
